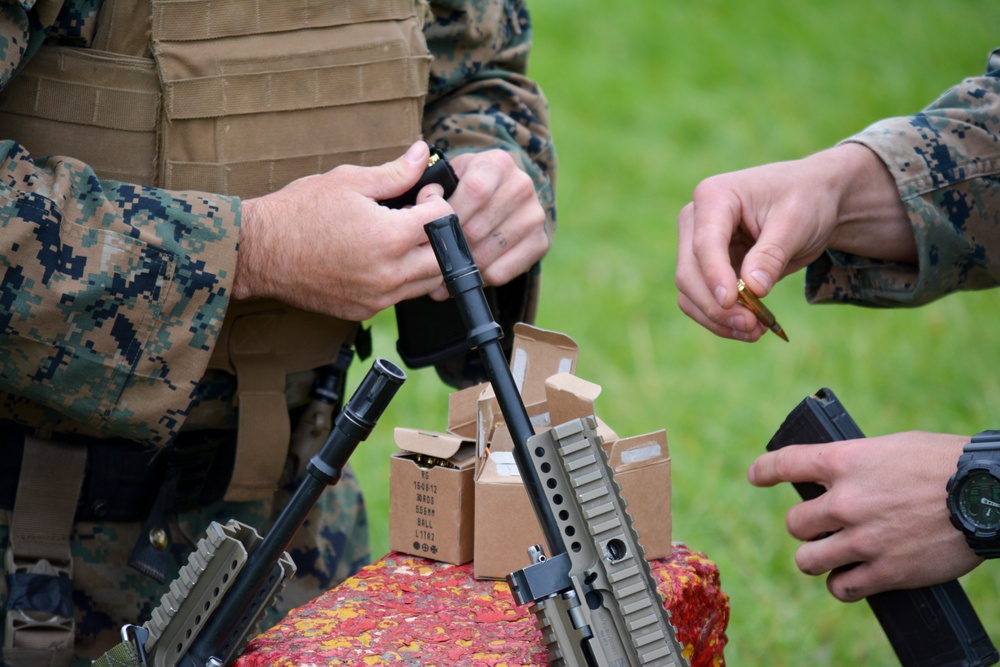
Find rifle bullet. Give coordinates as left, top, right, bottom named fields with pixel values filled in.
left=737, top=279, right=789, bottom=342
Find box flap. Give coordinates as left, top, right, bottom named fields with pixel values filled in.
left=475, top=390, right=500, bottom=467
left=447, top=382, right=488, bottom=439
left=510, top=323, right=578, bottom=406
left=604, top=430, right=669, bottom=471
left=544, top=372, right=601, bottom=427
left=475, top=449, right=525, bottom=484
left=394, top=427, right=475, bottom=465
left=595, top=416, right=619, bottom=446
left=475, top=389, right=553, bottom=477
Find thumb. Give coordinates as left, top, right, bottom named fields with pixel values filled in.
left=741, top=236, right=790, bottom=297
left=357, top=141, right=430, bottom=202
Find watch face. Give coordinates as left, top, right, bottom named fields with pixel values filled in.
left=957, top=469, right=1000, bottom=532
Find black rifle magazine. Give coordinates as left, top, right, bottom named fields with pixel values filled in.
left=766, top=388, right=999, bottom=667
left=379, top=146, right=527, bottom=380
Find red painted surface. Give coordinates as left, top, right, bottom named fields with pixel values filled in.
left=236, top=544, right=728, bottom=667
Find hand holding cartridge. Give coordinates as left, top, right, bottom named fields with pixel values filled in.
left=675, top=143, right=913, bottom=342
left=235, top=142, right=454, bottom=322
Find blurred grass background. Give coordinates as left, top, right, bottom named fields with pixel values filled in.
left=347, top=1, right=1000, bottom=664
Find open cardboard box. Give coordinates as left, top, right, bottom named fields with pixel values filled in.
left=470, top=325, right=673, bottom=580
left=387, top=323, right=673, bottom=578
left=389, top=428, right=476, bottom=565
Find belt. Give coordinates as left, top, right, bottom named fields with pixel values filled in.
left=0, top=427, right=236, bottom=523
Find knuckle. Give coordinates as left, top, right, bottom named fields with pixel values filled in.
left=771, top=448, right=798, bottom=481
left=536, top=226, right=552, bottom=253
left=480, top=264, right=503, bottom=286
left=516, top=204, right=548, bottom=240
left=784, top=510, right=807, bottom=540
left=332, top=163, right=362, bottom=180
left=691, top=177, right=723, bottom=202
left=366, top=284, right=398, bottom=315
left=750, top=241, right=790, bottom=274
left=794, top=551, right=823, bottom=577
left=460, top=171, right=494, bottom=203
left=824, top=493, right=857, bottom=526
left=369, top=262, right=406, bottom=294
left=674, top=269, right=698, bottom=296
left=480, top=148, right=517, bottom=171
left=677, top=202, right=694, bottom=226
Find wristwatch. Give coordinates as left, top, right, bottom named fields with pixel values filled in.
left=946, top=430, right=1000, bottom=558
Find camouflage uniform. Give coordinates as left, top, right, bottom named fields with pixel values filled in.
left=0, top=0, right=556, bottom=663
left=806, top=47, right=1000, bottom=305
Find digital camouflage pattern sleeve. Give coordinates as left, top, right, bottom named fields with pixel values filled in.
left=424, top=0, right=557, bottom=238
left=806, top=47, right=1000, bottom=308
left=0, top=0, right=241, bottom=446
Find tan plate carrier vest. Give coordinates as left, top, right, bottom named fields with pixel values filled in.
left=0, top=0, right=431, bottom=502
left=1, top=3, right=432, bottom=662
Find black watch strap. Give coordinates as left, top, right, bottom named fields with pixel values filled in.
left=958, top=430, right=1000, bottom=558
left=967, top=429, right=1000, bottom=451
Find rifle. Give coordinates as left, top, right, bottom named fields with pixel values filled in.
left=424, top=213, right=688, bottom=667
left=108, top=358, right=406, bottom=667
left=767, top=388, right=999, bottom=667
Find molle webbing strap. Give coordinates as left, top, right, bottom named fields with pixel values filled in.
left=149, top=0, right=431, bottom=199
left=9, top=438, right=85, bottom=564
left=149, top=0, right=421, bottom=41
left=0, top=46, right=160, bottom=185
left=90, top=639, right=141, bottom=667
left=0, top=0, right=431, bottom=199
left=210, top=300, right=358, bottom=502
left=225, top=309, right=292, bottom=503
left=4, top=438, right=86, bottom=667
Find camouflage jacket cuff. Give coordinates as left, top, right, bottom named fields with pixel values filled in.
left=811, top=55, right=1000, bottom=307
left=804, top=249, right=920, bottom=306
left=104, top=188, right=241, bottom=445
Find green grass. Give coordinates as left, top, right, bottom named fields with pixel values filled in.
left=346, top=2, right=1000, bottom=664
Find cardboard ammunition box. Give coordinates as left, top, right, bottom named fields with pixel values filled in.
left=472, top=351, right=672, bottom=580
left=388, top=322, right=673, bottom=577
left=468, top=324, right=579, bottom=579
left=471, top=398, right=548, bottom=580
left=447, top=382, right=485, bottom=441
left=604, top=429, right=672, bottom=561
left=389, top=428, right=476, bottom=565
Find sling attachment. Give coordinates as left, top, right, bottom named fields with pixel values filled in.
left=90, top=630, right=144, bottom=667
left=4, top=437, right=86, bottom=667
left=125, top=435, right=236, bottom=582
left=119, top=626, right=148, bottom=667
left=126, top=470, right=180, bottom=584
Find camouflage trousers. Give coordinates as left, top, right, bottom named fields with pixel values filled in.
left=0, top=463, right=369, bottom=666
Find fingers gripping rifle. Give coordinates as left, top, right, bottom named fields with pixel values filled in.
left=110, top=359, right=406, bottom=667
left=424, top=214, right=688, bottom=667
